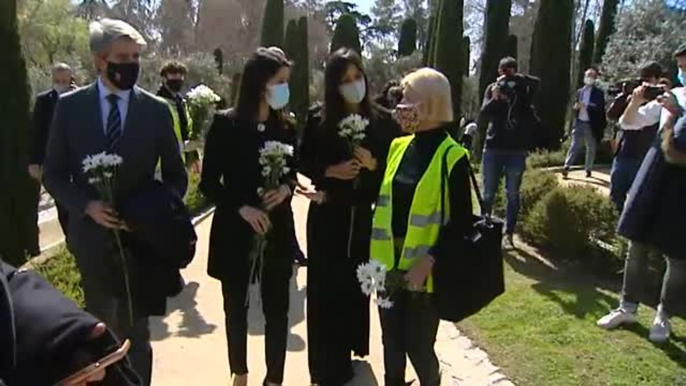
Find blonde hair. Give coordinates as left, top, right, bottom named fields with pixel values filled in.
left=401, top=68, right=453, bottom=123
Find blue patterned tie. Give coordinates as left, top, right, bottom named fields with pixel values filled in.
left=106, top=94, right=122, bottom=151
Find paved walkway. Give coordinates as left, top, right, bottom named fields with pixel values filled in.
left=556, top=167, right=611, bottom=195
left=150, top=186, right=514, bottom=385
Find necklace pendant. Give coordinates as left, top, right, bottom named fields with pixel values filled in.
left=257, top=123, right=266, bottom=133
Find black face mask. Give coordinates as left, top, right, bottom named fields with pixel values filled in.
left=166, top=79, right=184, bottom=93
left=106, top=61, right=140, bottom=91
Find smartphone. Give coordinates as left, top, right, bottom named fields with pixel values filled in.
left=55, top=339, right=131, bottom=386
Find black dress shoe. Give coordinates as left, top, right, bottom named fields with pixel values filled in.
left=294, top=249, right=308, bottom=266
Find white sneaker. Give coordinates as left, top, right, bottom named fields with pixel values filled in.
left=597, top=308, right=638, bottom=330
left=649, top=312, right=671, bottom=343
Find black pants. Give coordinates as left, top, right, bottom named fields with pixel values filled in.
left=221, top=268, right=291, bottom=384
left=378, top=292, right=441, bottom=386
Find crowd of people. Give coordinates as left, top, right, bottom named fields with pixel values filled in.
left=2, top=16, right=685, bottom=386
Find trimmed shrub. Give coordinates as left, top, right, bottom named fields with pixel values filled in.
left=37, top=248, right=85, bottom=307
left=184, top=171, right=208, bottom=216
left=521, top=185, right=619, bottom=267
left=519, top=169, right=560, bottom=220
left=527, top=149, right=567, bottom=169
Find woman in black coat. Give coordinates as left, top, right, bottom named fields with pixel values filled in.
left=200, top=48, right=297, bottom=386
left=298, top=48, right=400, bottom=385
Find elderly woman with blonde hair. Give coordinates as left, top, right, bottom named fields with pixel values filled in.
left=370, top=68, right=473, bottom=386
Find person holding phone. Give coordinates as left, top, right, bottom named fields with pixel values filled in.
left=0, top=260, right=140, bottom=386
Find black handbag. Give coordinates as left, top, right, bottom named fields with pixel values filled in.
left=433, top=146, right=506, bottom=322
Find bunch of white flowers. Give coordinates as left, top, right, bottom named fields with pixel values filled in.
left=186, top=84, right=221, bottom=105
left=81, top=152, right=133, bottom=324
left=259, top=141, right=294, bottom=181
left=338, top=114, right=369, bottom=146
left=357, top=260, right=394, bottom=309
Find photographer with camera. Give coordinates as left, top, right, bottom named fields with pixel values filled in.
left=562, top=68, right=607, bottom=179
left=607, top=62, right=664, bottom=212
left=479, top=57, right=540, bottom=249
left=597, top=44, right=686, bottom=344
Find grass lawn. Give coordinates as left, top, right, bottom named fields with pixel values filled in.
left=459, top=245, right=686, bottom=386
left=34, top=247, right=85, bottom=308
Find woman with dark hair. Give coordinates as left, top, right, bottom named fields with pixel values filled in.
left=200, top=47, right=297, bottom=386
left=299, top=47, right=400, bottom=385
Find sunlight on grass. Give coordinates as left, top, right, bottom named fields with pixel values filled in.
left=459, top=252, right=686, bottom=386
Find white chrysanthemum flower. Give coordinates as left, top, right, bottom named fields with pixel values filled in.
left=88, top=177, right=102, bottom=184
left=375, top=297, right=394, bottom=309
left=187, top=85, right=221, bottom=105
left=361, top=281, right=374, bottom=296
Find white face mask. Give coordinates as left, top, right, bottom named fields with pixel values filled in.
left=339, top=79, right=366, bottom=104
left=584, top=77, right=596, bottom=86
left=678, top=68, right=686, bottom=86
left=267, top=83, right=290, bottom=110
left=54, top=84, right=70, bottom=94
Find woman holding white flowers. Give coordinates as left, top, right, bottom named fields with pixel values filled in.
left=299, top=47, right=400, bottom=385
left=371, top=68, right=474, bottom=386
left=200, top=47, right=297, bottom=386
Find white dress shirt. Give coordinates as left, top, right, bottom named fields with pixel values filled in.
left=578, top=86, right=593, bottom=122
left=619, top=87, right=686, bottom=131
left=97, top=77, right=131, bottom=133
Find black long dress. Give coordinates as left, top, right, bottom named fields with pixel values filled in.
left=300, top=107, right=400, bottom=385
left=199, top=110, right=297, bottom=384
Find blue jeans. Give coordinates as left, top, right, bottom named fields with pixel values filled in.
left=482, top=150, right=527, bottom=235
left=610, top=156, right=643, bottom=213
left=564, top=120, right=597, bottom=171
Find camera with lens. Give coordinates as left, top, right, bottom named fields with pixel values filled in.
left=495, top=73, right=537, bottom=104
left=609, top=78, right=663, bottom=101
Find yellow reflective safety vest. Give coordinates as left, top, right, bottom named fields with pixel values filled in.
left=370, top=134, right=467, bottom=293
left=163, top=100, right=186, bottom=163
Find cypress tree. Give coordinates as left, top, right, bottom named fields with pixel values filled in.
left=577, top=19, right=595, bottom=88
left=593, top=0, right=620, bottom=65
left=0, top=0, right=34, bottom=265
left=231, top=72, right=242, bottom=107
left=530, top=0, right=574, bottom=149
left=505, top=34, right=518, bottom=59
left=398, top=18, right=418, bottom=57
left=260, top=0, right=285, bottom=48
left=330, top=13, right=362, bottom=54
left=292, top=17, right=310, bottom=132
left=463, top=35, right=471, bottom=74
left=431, top=0, right=464, bottom=119
left=478, top=0, right=512, bottom=101
left=284, top=19, right=298, bottom=60
left=213, top=48, right=224, bottom=75
left=423, top=15, right=435, bottom=65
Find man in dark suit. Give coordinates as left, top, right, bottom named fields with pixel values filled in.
left=43, top=19, right=187, bottom=385
left=27, top=63, right=74, bottom=255
left=563, top=67, right=607, bottom=179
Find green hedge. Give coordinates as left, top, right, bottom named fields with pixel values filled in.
left=526, top=140, right=615, bottom=169
left=520, top=185, right=623, bottom=271
left=184, top=171, right=209, bottom=216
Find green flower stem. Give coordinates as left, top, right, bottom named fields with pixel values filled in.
left=112, top=228, right=134, bottom=326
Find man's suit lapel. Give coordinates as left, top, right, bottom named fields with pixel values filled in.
left=117, top=87, right=141, bottom=154
left=84, top=83, right=107, bottom=150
